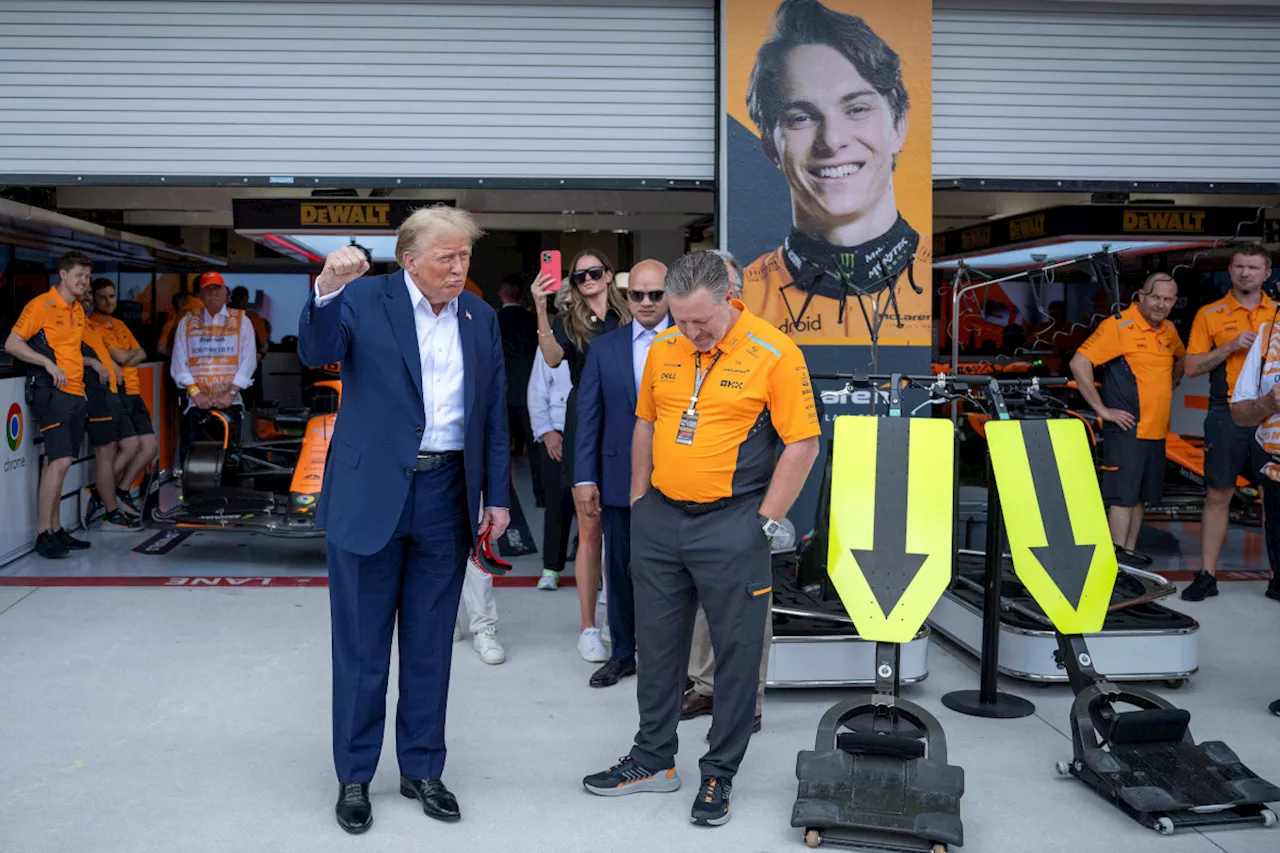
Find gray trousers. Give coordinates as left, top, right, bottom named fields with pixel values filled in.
left=689, top=592, right=772, bottom=716
left=628, top=492, right=772, bottom=779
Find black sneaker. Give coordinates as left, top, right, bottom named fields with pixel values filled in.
left=55, top=528, right=91, bottom=551
left=115, top=490, right=141, bottom=517
left=1265, top=585, right=1280, bottom=603
left=1115, top=545, right=1153, bottom=568
left=102, top=509, right=142, bottom=531
left=35, top=530, right=69, bottom=559
left=690, top=775, right=732, bottom=826
left=1180, top=571, right=1218, bottom=602
left=583, top=756, right=680, bottom=797
left=1270, top=699, right=1280, bottom=717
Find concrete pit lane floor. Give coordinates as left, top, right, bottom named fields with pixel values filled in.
left=1, top=464, right=1277, bottom=853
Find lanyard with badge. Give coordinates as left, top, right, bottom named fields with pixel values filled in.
left=676, top=351, right=722, bottom=446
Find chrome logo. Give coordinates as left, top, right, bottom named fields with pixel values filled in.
left=6, top=403, right=21, bottom=451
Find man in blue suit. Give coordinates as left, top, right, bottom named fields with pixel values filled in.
left=297, top=206, right=510, bottom=835
left=574, top=259, right=669, bottom=687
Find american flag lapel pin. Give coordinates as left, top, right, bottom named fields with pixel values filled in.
left=466, top=311, right=472, bottom=320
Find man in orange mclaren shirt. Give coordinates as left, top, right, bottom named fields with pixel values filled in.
left=739, top=0, right=928, bottom=343
left=4, top=251, right=99, bottom=557
left=1070, top=274, right=1185, bottom=566
left=169, top=271, right=258, bottom=463
left=88, top=278, right=159, bottom=517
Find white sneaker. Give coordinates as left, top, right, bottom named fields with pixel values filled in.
left=473, top=627, right=505, bottom=665
left=578, top=628, right=608, bottom=663
left=598, top=584, right=608, bottom=607
left=537, top=570, right=559, bottom=591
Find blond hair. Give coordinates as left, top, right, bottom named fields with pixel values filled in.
left=395, top=205, right=484, bottom=268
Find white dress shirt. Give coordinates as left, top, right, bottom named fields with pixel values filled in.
left=170, top=306, right=258, bottom=410
left=527, top=348, right=572, bottom=440
left=633, top=316, right=670, bottom=392
left=314, top=271, right=465, bottom=453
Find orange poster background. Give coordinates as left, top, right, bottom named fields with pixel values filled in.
left=725, top=0, right=933, bottom=346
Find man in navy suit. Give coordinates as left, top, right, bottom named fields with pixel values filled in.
left=574, top=259, right=669, bottom=687
left=297, top=205, right=510, bottom=835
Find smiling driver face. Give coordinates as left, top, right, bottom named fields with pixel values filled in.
left=768, top=43, right=905, bottom=246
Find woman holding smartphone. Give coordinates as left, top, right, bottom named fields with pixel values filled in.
left=531, top=249, right=630, bottom=664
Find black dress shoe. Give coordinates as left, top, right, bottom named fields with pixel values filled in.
left=335, top=782, right=372, bottom=834
left=589, top=659, right=636, bottom=688
left=1265, top=586, right=1280, bottom=603
left=400, top=777, right=460, bottom=822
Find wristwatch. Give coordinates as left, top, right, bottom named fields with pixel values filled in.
left=758, top=514, right=782, bottom=539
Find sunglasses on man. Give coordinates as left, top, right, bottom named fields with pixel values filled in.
left=627, top=289, right=665, bottom=304
left=570, top=266, right=607, bottom=286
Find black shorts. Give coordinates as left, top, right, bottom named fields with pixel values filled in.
left=1101, top=425, right=1165, bottom=507
left=1203, top=407, right=1263, bottom=490
left=86, top=385, right=133, bottom=448
left=31, top=386, right=86, bottom=461
left=126, top=394, right=155, bottom=436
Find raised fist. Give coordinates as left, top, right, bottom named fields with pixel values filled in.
left=316, top=246, right=371, bottom=297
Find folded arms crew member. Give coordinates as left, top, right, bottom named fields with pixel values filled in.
left=78, top=287, right=140, bottom=531
left=584, top=251, right=820, bottom=827
left=1181, top=245, right=1276, bottom=601
left=1070, top=274, right=1184, bottom=565
left=4, top=251, right=94, bottom=558
left=298, top=206, right=510, bottom=835
left=89, top=278, right=157, bottom=510
left=169, top=272, right=257, bottom=456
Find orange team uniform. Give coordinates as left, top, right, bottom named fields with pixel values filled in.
left=637, top=301, right=820, bottom=504
left=181, top=308, right=249, bottom=395
left=742, top=248, right=932, bottom=345
left=89, top=314, right=145, bottom=396
left=12, top=286, right=88, bottom=398
left=1186, top=291, right=1279, bottom=408
left=160, top=295, right=203, bottom=352
left=80, top=321, right=121, bottom=392
left=1078, top=303, right=1185, bottom=440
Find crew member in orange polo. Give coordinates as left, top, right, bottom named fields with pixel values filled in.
left=4, top=251, right=96, bottom=558
left=169, top=272, right=258, bottom=462
left=583, top=251, right=820, bottom=827
left=88, top=278, right=158, bottom=512
left=1070, top=273, right=1185, bottom=566
left=1182, top=244, right=1276, bottom=601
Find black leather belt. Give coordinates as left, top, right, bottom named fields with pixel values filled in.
left=654, top=488, right=764, bottom=517
left=413, top=451, right=462, bottom=472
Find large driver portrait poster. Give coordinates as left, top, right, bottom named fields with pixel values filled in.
left=724, top=0, right=933, bottom=347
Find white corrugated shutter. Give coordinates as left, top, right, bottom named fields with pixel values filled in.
left=0, top=0, right=715, bottom=183
left=934, top=0, right=1280, bottom=184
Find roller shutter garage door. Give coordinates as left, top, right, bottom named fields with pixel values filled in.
left=0, top=0, right=715, bottom=185
left=934, top=0, right=1280, bottom=185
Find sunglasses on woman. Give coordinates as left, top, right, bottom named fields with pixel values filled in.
left=627, top=289, right=665, bottom=304
left=570, top=266, right=606, bottom=286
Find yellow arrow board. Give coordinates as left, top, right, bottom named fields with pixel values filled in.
left=987, top=419, right=1119, bottom=634
left=827, top=416, right=954, bottom=644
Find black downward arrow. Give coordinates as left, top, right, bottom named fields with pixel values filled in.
left=1021, top=420, right=1097, bottom=610
left=849, top=417, right=928, bottom=618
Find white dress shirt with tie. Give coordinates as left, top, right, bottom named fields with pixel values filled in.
left=314, top=270, right=465, bottom=453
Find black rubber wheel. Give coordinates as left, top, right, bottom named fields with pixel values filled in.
left=1164, top=679, right=1185, bottom=690
left=1269, top=699, right=1280, bottom=717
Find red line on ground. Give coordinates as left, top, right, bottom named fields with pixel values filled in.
left=0, top=575, right=578, bottom=588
